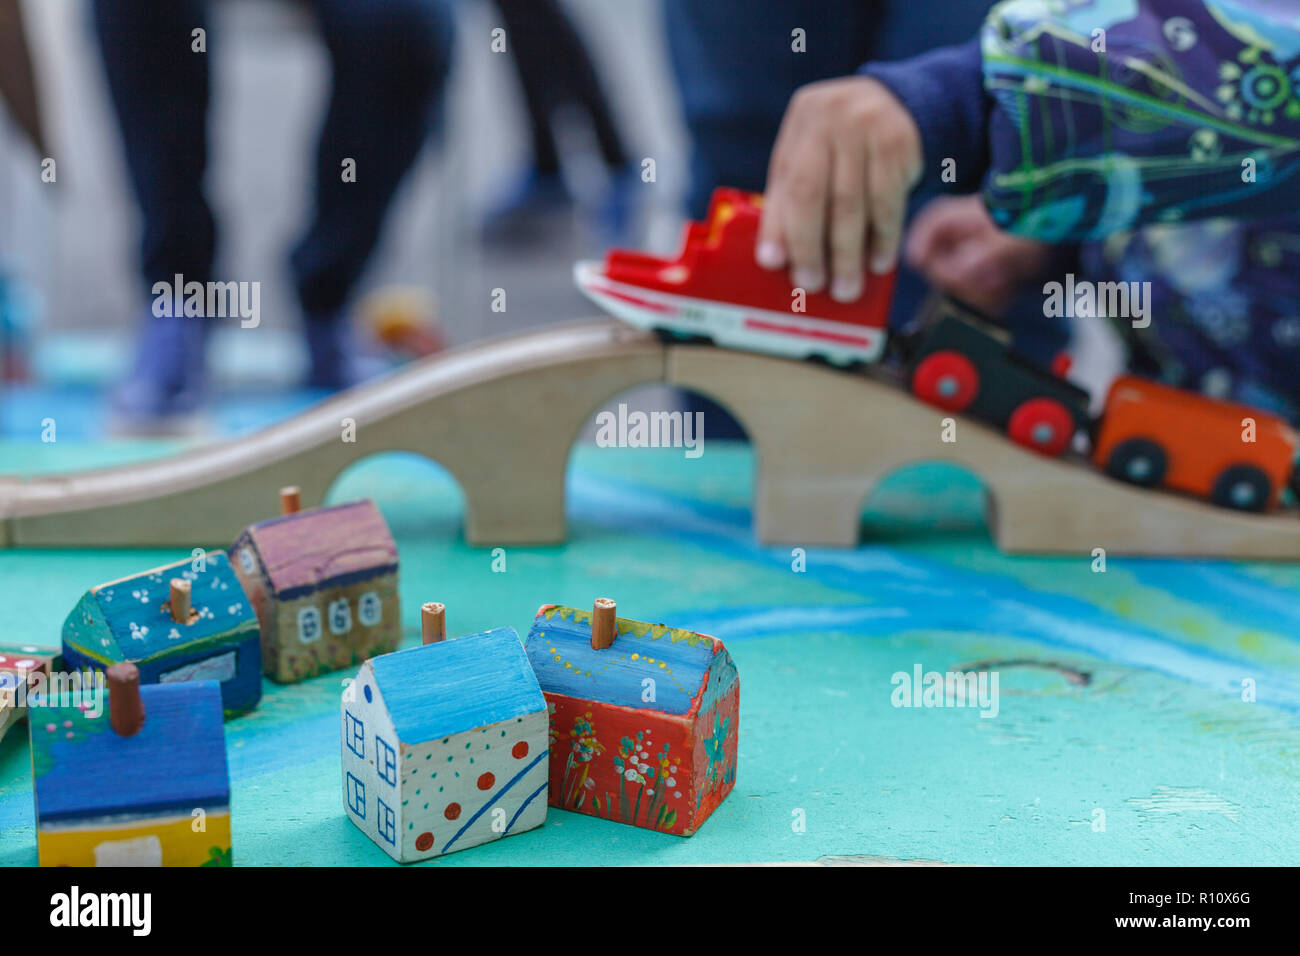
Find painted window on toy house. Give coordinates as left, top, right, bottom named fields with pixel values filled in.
left=376, top=797, right=396, bottom=845
left=345, top=712, right=365, bottom=759
left=329, top=598, right=352, bottom=636
left=358, top=592, right=381, bottom=627
left=376, top=735, right=397, bottom=786
left=298, top=606, right=322, bottom=644
left=346, top=772, right=366, bottom=819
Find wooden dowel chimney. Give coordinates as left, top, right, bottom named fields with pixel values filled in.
left=279, top=486, right=301, bottom=515
left=169, top=578, right=191, bottom=624
left=591, top=598, right=616, bottom=650
left=107, top=663, right=145, bottom=737
left=421, top=602, right=446, bottom=644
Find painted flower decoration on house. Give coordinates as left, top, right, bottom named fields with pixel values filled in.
left=555, top=711, right=605, bottom=810
left=200, top=846, right=233, bottom=867
left=525, top=603, right=740, bottom=837
left=608, top=730, right=676, bottom=828
left=703, top=710, right=732, bottom=789
left=569, top=712, right=602, bottom=762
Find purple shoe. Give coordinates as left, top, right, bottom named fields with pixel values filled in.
left=305, top=310, right=378, bottom=391
left=479, top=168, right=573, bottom=244
left=110, top=311, right=210, bottom=431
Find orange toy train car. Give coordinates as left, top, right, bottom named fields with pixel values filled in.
left=574, top=188, right=895, bottom=365
left=1094, top=375, right=1300, bottom=511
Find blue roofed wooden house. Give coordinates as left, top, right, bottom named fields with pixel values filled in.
left=340, top=626, right=548, bottom=862
left=61, top=552, right=261, bottom=716
left=30, top=668, right=232, bottom=867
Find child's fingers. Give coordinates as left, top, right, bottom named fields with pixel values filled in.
left=926, top=241, right=1017, bottom=310
left=905, top=197, right=968, bottom=267
left=930, top=240, right=994, bottom=291
left=756, top=100, right=807, bottom=271
left=866, top=160, right=907, bottom=276
left=827, top=134, right=869, bottom=302
left=755, top=207, right=788, bottom=271
left=774, top=138, right=831, bottom=292
left=903, top=209, right=944, bottom=270
left=756, top=147, right=791, bottom=270
left=864, top=105, right=921, bottom=275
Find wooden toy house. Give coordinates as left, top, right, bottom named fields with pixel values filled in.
left=0, top=644, right=60, bottom=742
left=30, top=663, right=232, bottom=867
left=231, top=490, right=401, bottom=683
left=340, top=618, right=548, bottom=863
left=61, top=552, right=261, bottom=716
left=524, top=599, right=739, bottom=836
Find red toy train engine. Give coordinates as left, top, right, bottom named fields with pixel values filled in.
left=576, top=188, right=1090, bottom=458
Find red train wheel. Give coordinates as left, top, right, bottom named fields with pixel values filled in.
left=911, top=351, right=979, bottom=412
left=1007, top=397, right=1075, bottom=456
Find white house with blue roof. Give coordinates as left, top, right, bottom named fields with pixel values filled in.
left=340, top=626, right=548, bottom=862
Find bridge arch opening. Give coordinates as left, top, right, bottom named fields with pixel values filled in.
left=565, top=383, right=754, bottom=538
left=325, top=450, right=467, bottom=540
left=859, top=461, right=993, bottom=546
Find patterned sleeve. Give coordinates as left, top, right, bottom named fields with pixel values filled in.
left=980, top=0, right=1300, bottom=239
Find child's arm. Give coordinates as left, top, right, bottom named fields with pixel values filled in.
left=759, top=0, right=1300, bottom=300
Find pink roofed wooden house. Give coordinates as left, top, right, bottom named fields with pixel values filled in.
left=230, top=499, right=401, bottom=683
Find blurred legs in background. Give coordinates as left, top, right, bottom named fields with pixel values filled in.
left=481, top=0, right=634, bottom=242
left=92, top=0, right=213, bottom=421
left=0, top=0, right=47, bottom=383
left=91, top=0, right=454, bottom=426
left=291, top=0, right=454, bottom=387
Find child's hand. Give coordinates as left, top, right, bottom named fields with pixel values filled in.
left=904, top=195, right=1053, bottom=315
left=755, top=76, right=923, bottom=302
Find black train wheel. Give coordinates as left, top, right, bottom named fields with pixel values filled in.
left=1105, top=438, right=1168, bottom=488
left=1210, top=464, right=1272, bottom=512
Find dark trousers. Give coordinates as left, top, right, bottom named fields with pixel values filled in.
left=493, top=0, right=627, bottom=177
left=92, top=0, right=454, bottom=318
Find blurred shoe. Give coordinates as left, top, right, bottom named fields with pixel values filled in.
left=479, top=168, right=573, bottom=244
left=305, top=310, right=383, bottom=391
left=109, top=311, right=210, bottom=433
left=589, top=163, right=641, bottom=244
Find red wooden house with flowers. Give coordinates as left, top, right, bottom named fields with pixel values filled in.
left=524, top=600, right=739, bottom=836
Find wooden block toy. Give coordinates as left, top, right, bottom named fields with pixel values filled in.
left=575, top=187, right=895, bottom=364
left=340, top=621, right=547, bottom=862
left=0, top=643, right=59, bottom=742
left=1094, top=375, right=1299, bottom=512
left=61, top=552, right=261, bottom=716
left=30, top=663, right=233, bottom=867
left=231, top=490, right=400, bottom=683
left=524, top=599, right=739, bottom=836
left=359, top=285, right=446, bottom=358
